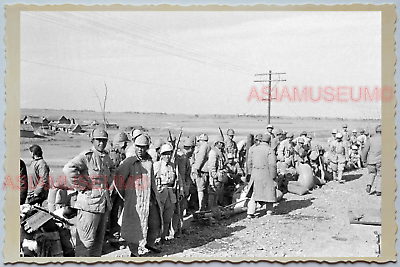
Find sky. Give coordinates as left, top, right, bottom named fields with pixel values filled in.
left=20, top=11, right=381, bottom=119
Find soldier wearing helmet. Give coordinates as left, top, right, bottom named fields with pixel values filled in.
left=208, top=136, right=227, bottom=208
left=266, top=124, right=275, bottom=138
left=328, top=129, right=338, bottom=149
left=347, top=145, right=362, bottom=170
left=153, top=143, right=178, bottom=243
left=350, top=129, right=358, bottom=146
left=148, top=138, right=163, bottom=163
left=223, top=152, right=245, bottom=205
left=342, top=124, right=350, bottom=142
left=327, top=132, right=349, bottom=183
left=246, top=133, right=277, bottom=218
left=125, top=129, right=144, bottom=158
left=26, top=144, right=50, bottom=206
left=225, top=129, right=238, bottom=160
left=115, top=133, right=163, bottom=256
left=192, top=133, right=211, bottom=211
left=63, top=128, right=113, bottom=256
left=362, top=124, right=381, bottom=196
left=294, top=137, right=309, bottom=165
left=108, top=131, right=130, bottom=246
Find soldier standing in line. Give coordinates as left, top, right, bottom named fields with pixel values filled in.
left=246, top=134, right=277, bottom=218
left=208, top=136, right=227, bottom=208
left=153, top=144, right=178, bottom=244
left=266, top=124, right=275, bottom=138
left=26, top=145, right=50, bottom=206
left=330, top=132, right=349, bottom=183
left=108, top=131, right=130, bottom=246
left=63, top=128, right=113, bottom=257
left=342, top=124, right=350, bottom=143
left=125, top=129, right=143, bottom=158
left=115, top=134, right=162, bottom=256
left=182, top=137, right=198, bottom=212
left=225, top=129, right=238, bottom=159
left=327, top=129, right=338, bottom=149
left=350, top=129, right=358, bottom=145
left=192, top=134, right=211, bottom=212
left=363, top=125, right=382, bottom=196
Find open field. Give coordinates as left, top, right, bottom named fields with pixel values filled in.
left=20, top=108, right=381, bottom=258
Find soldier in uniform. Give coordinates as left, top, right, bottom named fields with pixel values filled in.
left=266, top=124, right=275, bottom=138
left=223, top=153, right=244, bottom=205
left=154, top=144, right=178, bottom=243
left=327, top=129, right=338, bottom=149
left=350, top=129, right=358, bottom=145
left=342, top=124, right=350, bottom=143
left=246, top=134, right=277, bottom=218
left=208, top=136, right=227, bottom=208
left=26, top=145, right=50, bottom=206
left=108, top=131, right=130, bottom=245
left=192, top=134, right=211, bottom=212
left=330, top=133, right=349, bottom=183
left=63, top=128, right=113, bottom=257
left=347, top=145, right=362, bottom=170
left=148, top=138, right=163, bottom=163
left=115, top=134, right=162, bottom=256
left=363, top=125, right=381, bottom=196
left=182, top=137, right=198, bottom=211
left=225, top=129, right=238, bottom=160
left=126, top=129, right=143, bottom=158
left=294, top=138, right=309, bottom=165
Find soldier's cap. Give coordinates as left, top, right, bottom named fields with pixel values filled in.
left=215, top=136, right=224, bottom=145
left=262, top=134, right=271, bottom=143
left=227, top=153, right=235, bottom=159
left=286, top=133, right=294, bottom=138
left=152, top=138, right=163, bottom=149
left=266, top=124, right=274, bottom=129
left=310, top=151, right=319, bottom=161
left=29, top=144, right=42, bottom=155
left=359, top=129, right=365, bottom=134
left=342, top=124, right=348, bottom=128
left=184, top=136, right=196, bottom=147
left=160, top=144, right=173, bottom=154
left=332, top=129, right=338, bottom=134
left=351, top=145, right=358, bottom=150
left=227, top=129, right=235, bottom=136
left=352, top=129, right=357, bottom=133
left=131, top=129, right=143, bottom=140
left=375, top=124, right=381, bottom=133
left=91, top=128, right=108, bottom=140
left=335, top=132, right=343, bottom=139
left=198, top=133, right=208, bottom=141
left=274, top=129, right=283, bottom=135
left=113, top=132, right=129, bottom=144
left=300, top=131, right=307, bottom=136
left=134, top=134, right=149, bottom=146
left=298, top=137, right=305, bottom=144
left=255, top=133, right=263, bottom=140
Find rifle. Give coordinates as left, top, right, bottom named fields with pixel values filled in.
left=218, top=127, right=225, bottom=142
left=172, top=127, right=183, bottom=235
left=168, top=129, right=176, bottom=149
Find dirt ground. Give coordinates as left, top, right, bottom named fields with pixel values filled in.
left=20, top=109, right=381, bottom=258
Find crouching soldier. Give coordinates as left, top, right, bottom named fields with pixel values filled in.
left=63, top=128, right=113, bottom=257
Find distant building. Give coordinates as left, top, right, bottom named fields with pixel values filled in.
left=22, top=115, right=50, bottom=129
left=68, top=124, right=83, bottom=133
left=48, top=115, right=71, bottom=124
left=20, top=124, right=35, bottom=138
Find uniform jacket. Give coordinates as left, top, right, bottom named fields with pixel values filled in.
left=277, top=139, right=295, bottom=163
left=246, top=143, right=277, bottom=202
left=28, top=157, right=50, bottom=201
left=154, top=160, right=177, bottom=204
left=193, top=142, right=211, bottom=173
left=208, top=146, right=226, bottom=181
left=362, top=134, right=381, bottom=165
left=116, top=153, right=163, bottom=245
left=63, top=147, right=113, bottom=213
left=225, top=139, right=238, bottom=157
left=331, top=140, right=349, bottom=164
left=175, top=154, right=192, bottom=197
left=109, top=147, right=126, bottom=168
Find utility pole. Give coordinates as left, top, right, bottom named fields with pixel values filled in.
left=254, top=71, right=286, bottom=124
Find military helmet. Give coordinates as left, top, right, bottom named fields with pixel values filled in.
left=134, top=134, right=149, bottom=146
left=266, top=124, right=274, bottom=129
left=131, top=129, right=143, bottom=140
left=336, top=132, right=343, bottom=139
left=160, top=144, right=173, bottom=154
left=227, top=153, right=234, bottom=159
left=286, top=133, right=294, bottom=139
left=375, top=124, right=381, bottom=133
left=215, top=136, right=224, bottom=144
left=91, top=128, right=108, bottom=140
left=332, top=129, right=338, bottom=134
left=300, top=131, right=307, bottom=136
left=342, top=124, right=348, bottom=128
left=351, top=145, right=358, bottom=150
left=310, top=151, right=319, bottom=161
left=352, top=129, right=357, bottom=133
left=359, top=129, right=365, bottom=134
left=255, top=133, right=263, bottom=141
left=298, top=137, right=305, bottom=144
left=113, top=132, right=129, bottom=144
left=152, top=138, right=163, bottom=149
left=184, top=136, right=195, bottom=147
left=29, top=144, right=43, bottom=156
left=227, top=129, right=235, bottom=136
left=262, top=134, right=271, bottom=143
left=274, top=129, right=283, bottom=135
left=198, top=133, right=208, bottom=141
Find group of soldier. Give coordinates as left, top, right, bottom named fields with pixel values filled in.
left=19, top=122, right=381, bottom=257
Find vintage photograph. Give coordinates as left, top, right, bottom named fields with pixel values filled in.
left=10, top=6, right=395, bottom=261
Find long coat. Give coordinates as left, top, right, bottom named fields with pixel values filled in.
left=115, top=153, right=163, bottom=246
left=246, top=143, right=277, bottom=202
